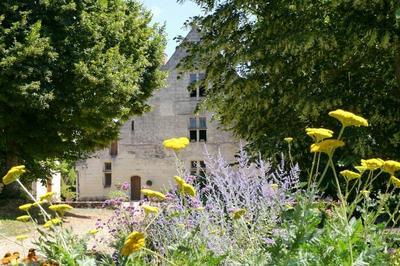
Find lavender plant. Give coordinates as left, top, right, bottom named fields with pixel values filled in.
left=98, top=143, right=300, bottom=265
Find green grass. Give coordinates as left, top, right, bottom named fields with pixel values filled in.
left=0, top=219, right=32, bottom=237
left=0, top=198, right=33, bottom=237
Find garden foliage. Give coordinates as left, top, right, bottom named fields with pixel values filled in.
left=178, top=0, right=400, bottom=170
left=3, top=110, right=400, bottom=265
left=0, top=0, right=166, bottom=182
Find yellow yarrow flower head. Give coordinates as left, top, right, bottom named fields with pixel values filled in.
left=143, top=205, right=159, bottom=215
left=40, top=191, right=56, bottom=201
left=141, top=189, right=166, bottom=201
left=49, top=204, right=73, bottom=216
left=16, top=235, right=29, bottom=241
left=232, top=208, right=246, bottom=219
left=305, top=128, right=334, bottom=142
left=18, top=203, right=33, bottom=212
left=162, top=137, right=189, bottom=151
left=328, top=109, right=368, bottom=127
left=32, top=200, right=45, bottom=208
left=354, top=165, right=367, bottom=174
left=310, top=139, right=345, bottom=155
left=340, top=170, right=361, bottom=182
left=182, top=183, right=196, bottom=197
left=383, top=160, right=400, bottom=175
left=16, top=215, right=31, bottom=222
left=2, top=165, right=26, bottom=185
left=361, top=158, right=384, bottom=171
left=390, top=176, right=400, bottom=188
left=43, top=218, right=62, bottom=228
left=88, top=229, right=99, bottom=235
left=121, top=231, right=145, bottom=256
left=270, top=183, right=279, bottom=189
left=173, top=175, right=185, bottom=189
left=284, top=137, right=293, bottom=143
left=360, top=190, right=370, bottom=198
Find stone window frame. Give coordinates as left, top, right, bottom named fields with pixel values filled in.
left=103, top=162, right=112, bottom=188
left=189, top=73, right=206, bottom=98
left=189, top=117, right=207, bottom=142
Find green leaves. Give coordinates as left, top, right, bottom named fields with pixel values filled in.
left=180, top=0, right=400, bottom=175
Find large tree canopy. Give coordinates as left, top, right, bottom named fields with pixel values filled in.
left=180, top=0, right=400, bottom=168
left=0, top=0, right=165, bottom=180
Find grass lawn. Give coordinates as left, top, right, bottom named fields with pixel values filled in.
left=0, top=219, right=32, bottom=237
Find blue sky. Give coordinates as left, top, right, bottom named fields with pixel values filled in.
left=140, top=0, right=201, bottom=59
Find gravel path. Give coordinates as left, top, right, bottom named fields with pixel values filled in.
left=0, top=208, right=114, bottom=258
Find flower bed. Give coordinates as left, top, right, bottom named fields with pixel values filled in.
left=2, top=109, right=400, bottom=265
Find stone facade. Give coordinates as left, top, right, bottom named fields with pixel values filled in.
left=75, top=30, right=238, bottom=201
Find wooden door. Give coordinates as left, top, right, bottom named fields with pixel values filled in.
left=131, top=176, right=141, bottom=201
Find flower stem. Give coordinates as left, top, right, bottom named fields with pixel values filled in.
left=143, top=247, right=177, bottom=266
left=16, top=179, right=51, bottom=220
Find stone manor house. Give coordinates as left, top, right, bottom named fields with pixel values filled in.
left=75, top=30, right=238, bottom=200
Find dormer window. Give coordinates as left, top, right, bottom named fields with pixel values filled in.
left=189, top=73, right=206, bottom=98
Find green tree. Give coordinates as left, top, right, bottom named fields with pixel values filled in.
left=0, top=0, right=165, bottom=185
left=179, top=0, right=400, bottom=171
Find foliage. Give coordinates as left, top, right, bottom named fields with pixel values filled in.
left=178, top=0, right=400, bottom=170
left=0, top=0, right=166, bottom=182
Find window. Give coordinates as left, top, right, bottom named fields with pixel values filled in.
left=189, top=117, right=207, bottom=142
left=110, top=141, right=118, bottom=156
left=190, top=160, right=206, bottom=177
left=104, top=162, right=112, bottom=188
left=189, top=73, right=206, bottom=98
left=131, top=120, right=135, bottom=131
left=104, top=162, right=112, bottom=171
left=104, top=173, right=112, bottom=187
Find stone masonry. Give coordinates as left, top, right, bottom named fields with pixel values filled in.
left=75, top=30, right=238, bottom=200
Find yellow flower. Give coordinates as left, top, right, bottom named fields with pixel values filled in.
left=270, top=184, right=279, bottom=189
left=173, top=175, right=185, bottom=188
left=328, top=109, right=368, bottom=127
left=121, top=231, right=145, bottom=256
left=2, top=165, right=26, bottom=185
left=390, top=176, right=400, bottom=188
left=354, top=165, right=367, bottom=174
left=340, top=170, right=361, bottom=182
left=48, top=204, right=73, bottom=215
left=40, top=191, right=56, bottom=201
left=162, top=137, right=190, bottom=151
left=232, top=208, right=246, bottom=219
left=383, top=160, right=400, bottom=175
left=16, top=215, right=31, bottom=222
left=43, top=218, right=62, bottom=228
left=16, top=235, right=28, bottom=241
left=310, top=139, right=345, bottom=155
left=361, top=158, right=384, bottom=171
left=284, top=137, right=293, bottom=143
left=32, top=200, right=45, bottom=207
left=305, top=128, right=334, bottom=142
left=88, top=229, right=99, bottom=235
left=141, top=189, right=166, bottom=201
left=360, top=190, right=370, bottom=198
left=143, top=205, right=159, bottom=215
left=19, top=203, right=33, bottom=212
left=182, top=183, right=196, bottom=197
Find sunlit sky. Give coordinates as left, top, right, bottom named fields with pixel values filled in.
left=140, top=0, right=201, bottom=59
